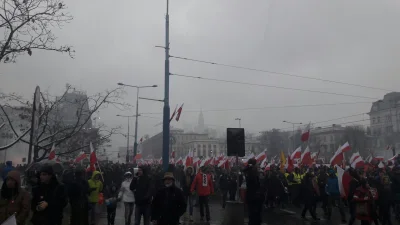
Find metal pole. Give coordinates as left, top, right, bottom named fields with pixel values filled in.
left=126, top=117, right=130, bottom=163
left=162, top=0, right=171, bottom=172
left=133, top=88, right=139, bottom=158
left=239, top=119, right=241, bottom=128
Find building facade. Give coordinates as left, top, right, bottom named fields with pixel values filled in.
left=369, top=92, right=400, bottom=149
left=309, top=124, right=346, bottom=154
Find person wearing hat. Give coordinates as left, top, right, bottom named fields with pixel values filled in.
left=151, top=172, right=186, bottom=225
left=0, top=170, right=30, bottom=225
left=119, top=171, right=135, bottom=225
left=31, top=164, right=68, bottom=225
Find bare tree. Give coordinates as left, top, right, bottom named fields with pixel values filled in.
left=342, top=125, right=368, bottom=154
left=0, top=0, right=73, bottom=63
left=0, top=84, right=125, bottom=162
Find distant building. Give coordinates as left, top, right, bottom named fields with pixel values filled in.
left=309, top=124, right=346, bottom=154
left=55, top=91, right=92, bottom=129
left=369, top=92, right=400, bottom=149
left=141, top=129, right=208, bottom=159
left=194, top=111, right=206, bottom=134
left=0, top=107, right=31, bottom=164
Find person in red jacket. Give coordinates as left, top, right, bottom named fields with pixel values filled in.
left=190, top=167, right=214, bottom=222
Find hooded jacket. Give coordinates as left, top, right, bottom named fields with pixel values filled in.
left=0, top=170, right=30, bottom=225
left=31, top=173, right=67, bottom=225
left=129, top=168, right=153, bottom=205
left=88, top=171, right=103, bottom=203
left=181, top=167, right=195, bottom=196
left=119, top=178, right=135, bottom=203
left=191, top=172, right=214, bottom=196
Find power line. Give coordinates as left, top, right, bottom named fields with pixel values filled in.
left=171, top=73, right=379, bottom=100
left=140, top=101, right=371, bottom=115
left=170, top=55, right=394, bottom=92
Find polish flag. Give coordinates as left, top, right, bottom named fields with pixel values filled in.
left=89, top=142, right=97, bottom=165
left=301, top=123, right=311, bottom=142
left=388, top=154, right=398, bottom=163
left=330, top=146, right=344, bottom=166
left=193, top=157, right=201, bottom=167
left=218, top=159, right=229, bottom=169
left=175, top=157, right=183, bottom=165
left=171, top=151, right=175, bottom=159
left=287, top=150, right=294, bottom=172
left=378, top=161, right=385, bottom=168
left=260, top=157, right=268, bottom=168
left=169, top=157, right=175, bottom=164
left=264, top=163, right=271, bottom=171
left=300, top=146, right=312, bottom=166
left=86, top=164, right=96, bottom=172
left=48, top=144, right=56, bottom=160
left=336, top=166, right=352, bottom=199
left=185, top=149, right=193, bottom=167
left=75, top=151, right=87, bottom=163
left=175, top=103, right=184, bottom=121
left=291, top=147, right=302, bottom=160
left=340, top=142, right=351, bottom=153
left=351, top=156, right=364, bottom=168
left=349, top=152, right=360, bottom=164
left=373, top=156, right=384, bottom=161
left=200, top=157, right=211, bottom=167
left=255, top=151, right=267, bottom=163
left=169, top=105, right=178, bottom=122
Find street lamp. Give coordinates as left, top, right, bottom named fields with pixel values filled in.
left=235, top=118, right=242, bottom=128
left=283, top=120, right=302, bottom=151
left=117, top=114, right=140, bottom=163
left=117, top=83, right=157, bottom=159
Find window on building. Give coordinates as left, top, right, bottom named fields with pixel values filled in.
left=377, top=116, right=381, bottom=123
left=372, top=117, right=376, bottom=124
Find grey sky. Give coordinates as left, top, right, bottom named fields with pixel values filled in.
left=2, top=0, right=400, bottom=150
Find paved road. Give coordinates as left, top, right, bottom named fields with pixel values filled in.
left=96, top=202, right=355, bottom=225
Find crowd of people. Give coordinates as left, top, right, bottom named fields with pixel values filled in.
left=242, top=157, right=400, bottom=225
left=0, top=157, right=398, bottom=225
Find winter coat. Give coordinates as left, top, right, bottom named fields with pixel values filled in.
left=326, top=176, right=340, bottom=196
left=31, top=176, right=68, bottom=225
left=87, top=171, right=103, bottom=203
left=119, top=179, right=135, bottom=203
left=0, top=171, right=30, bottom=225
left=190, top=172, right=214, bottom=197
left=219, top=174, right=230, bottom=191
left=151, top=185, right=187, bottom=225
left=130, top=175, right=153, bottom=205
left=180, top=169, right=194, bottom=196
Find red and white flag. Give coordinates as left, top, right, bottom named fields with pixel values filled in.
left=48, top=144, right=56, bottom=160
left=185, top=149, right=193, bottom=167
left=255, top=151, right=267, bottom=163
left=300, top=146, right=312, bottom=166
left=351, top=156, right=364, bottom=168
left=175, top=157, right=183, bottom=165
left=287, top=149, right=294, bottom=172
left=260, top=157, right=268, bottom=168
left=169, top=105, right=178, bottom=122
left=336, top=166, right=352, bottom=199
left=75, top=151, right=87, bottom=163
left=291, top=146, right=302, bottom=160
left=340, top=142, right=351, bottom=153
left=264, top=163, right=271, bottom=171
left=349, top=152, right=360, bottom=164
left=330, top=146, right=344, bottom=166
left=301, top=123, right=311, bottom=142
left=175, top=103, right=184, bottom=121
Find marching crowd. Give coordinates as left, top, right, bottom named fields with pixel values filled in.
left=0, top=157, right=398, bottom=225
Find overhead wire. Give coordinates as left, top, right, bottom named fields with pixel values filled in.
left=170, top=73, right=379, bottom=100
left=140, top=101, right=371, bottom=115
left=170, top=55, right=394, bottom=92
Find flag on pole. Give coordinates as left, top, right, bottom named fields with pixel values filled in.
left=75, top=151, right=87, bottom=163
left=280, top=151, right=286, bottom=172
left=301, top=123, right=311, bottom=142
left=48, top=144, right=56, bottom=160
left=175, top=103, right=184, bottom=121
left=169, top=105, right=178, bottom=122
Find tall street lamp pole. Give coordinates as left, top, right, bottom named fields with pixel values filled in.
left=283, top=120, right=302, bottom=151
left=117, top=114, right=135, bottom=163
left=162, top=0, right=171, bottom=172
left=235, top=118, right=242, bottom=128
left=117, top=83, right=157, bottom=159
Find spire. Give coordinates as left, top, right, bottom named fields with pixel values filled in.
left=197, top=109, right=205, bottom=133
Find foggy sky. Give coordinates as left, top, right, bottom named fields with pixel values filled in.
left=2, top=0, right=400, bottom=152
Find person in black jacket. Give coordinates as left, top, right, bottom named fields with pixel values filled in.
left=244, top=158, right=264, bottom=225
left=219, top=170, right=230, bottom=209
left=130, top=166, right=153, bottom=225
left=151, top=172, right=187, bottom=225
left=66, top=167, right=89, bottom=225
left=30, top=165, right=68, bottom=225
left=180, top=166, right=195, bottom=222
